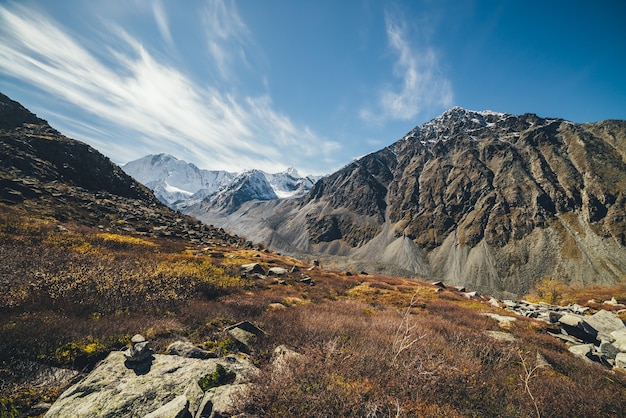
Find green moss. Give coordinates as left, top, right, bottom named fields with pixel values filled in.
left=198, top=363, right=236, bottom=391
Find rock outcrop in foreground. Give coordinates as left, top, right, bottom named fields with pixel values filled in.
left=45, top=350, right=255, bottom=418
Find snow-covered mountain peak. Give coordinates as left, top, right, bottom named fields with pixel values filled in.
left=122, top=154, right=236, bottom=205
left=122, top=154, right=322, bottom=209
left=401, top=107, right=512, bottom=144
left=282, top=167, right=300, bottom=178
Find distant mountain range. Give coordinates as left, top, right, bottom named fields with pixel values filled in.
left=181, top=107, right=626, bottom=298
left=122, top=154, right=320, bottom=212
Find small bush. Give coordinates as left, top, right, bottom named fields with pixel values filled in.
left=198, top=364, right=236, bottom=391
left=0, top=398, right=19, bottom=418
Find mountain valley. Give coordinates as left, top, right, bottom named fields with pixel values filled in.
left=173, top=107, right=626, bottom=298
left=2, top=92, right=626, bottom=417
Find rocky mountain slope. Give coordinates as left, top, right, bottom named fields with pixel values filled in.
left=122, top=154, right=318, bottom=209
left=0, top=92, right=246, bottom=247
left=187, top=107, right=626, bottom=297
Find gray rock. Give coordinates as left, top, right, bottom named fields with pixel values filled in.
left=482, top=313, right=517, bottom=326
left=29, top=402, right=52, bottom=415
left=298, top=276, right=314, bottom=285
left=195, top=384, right=251, bottom=418
left=131, top=334, right=147, bottom=344
left=599, top=341, right=620, bottom=359
left=485, top=330, right=515, bottom=342
left=271, top=345, right=302, bottom=375
left=548, top=331, right=583, bottom=345
left=568, top=344, right=594, bottom=362
left=143, top=395, right=191, bottom=418
left=558, top=314, right=598, bottom=342
left=503, top=300, right=518, bottom=308
left=611, top=329, right=626, bottom=352
left=184, top=382, right=205, bottom=417
left=268, top=267, right=288, bottom=276
left=616, top=353, right=626, bottom=369
left=585, top=309, right=625, bottom=335
left=548, top=311, right=564, bottom=323
left=226, top=322, right=265, bottom=351
left=123, top=340, right=153, bottom=363
left=240, top=263, right=265, bottom=275
left=167, top=341, right=215, bottom=359
left=558, top=314, right=584, bottom=328
left=44, top=351, right=256, bottom=418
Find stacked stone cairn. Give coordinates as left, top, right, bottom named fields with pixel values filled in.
left=124, top=334, right=153, bottom=363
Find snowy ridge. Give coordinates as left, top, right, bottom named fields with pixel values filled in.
left=122, top=154, right=321, bottom=208
left=122, top=154, right=236, bottom=205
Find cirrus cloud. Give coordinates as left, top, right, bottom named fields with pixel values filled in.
left=361, top=11, right=453, bottom=124
left=0, top=2, right=338, bottom=175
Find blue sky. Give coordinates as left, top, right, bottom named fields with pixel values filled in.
left=0, top=0, right=624, bottom=175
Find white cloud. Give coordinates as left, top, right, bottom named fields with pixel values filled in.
left=361, top=12, right=453, bottom=123
left=0, top=2, right=334, bottom=175
left=202, top=0, right=252, bottom=80
left=152, top=0, right=173, bottom=47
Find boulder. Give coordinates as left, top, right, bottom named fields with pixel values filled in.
left=195, top=383, right=251, bottom=418
left=44, top=351, right=255, bottom=418
left=611, top=329, right=626, bottom=352
left=166, top=341, right=216, bottom=359
left=298, top=276, right=314, bottom=285
left=568, top=344, right=594, bottom=362
left=548, top=311, right=564, bottom=323
left=482, top=313, right=517, bottom=327
left=599, top=341, right=620, bottom=359
left=616, top=353, right=626, bottom=369
left=271, top=345, right=302, bottom=375
left=225, top=322, right=265, bottom=352
left=267, top=267, right=288, bottom=276
left=558, top=314, right=598, bottom=342
left=585, top=309, right=625, bottom=335
left=143, top=395, right=190, bottom=418
left=240, top=263, right=265, bottom=275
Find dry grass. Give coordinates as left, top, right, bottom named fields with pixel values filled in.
left=2, top=204, right=626, bottom=417
left=239, top=297, right=626, bottom=417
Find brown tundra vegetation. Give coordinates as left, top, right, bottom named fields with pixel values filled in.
left=1, top=203, right=626, bottom=417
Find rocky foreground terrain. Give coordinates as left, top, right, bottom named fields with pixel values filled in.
left=187, top=107, right=626, bottom=298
